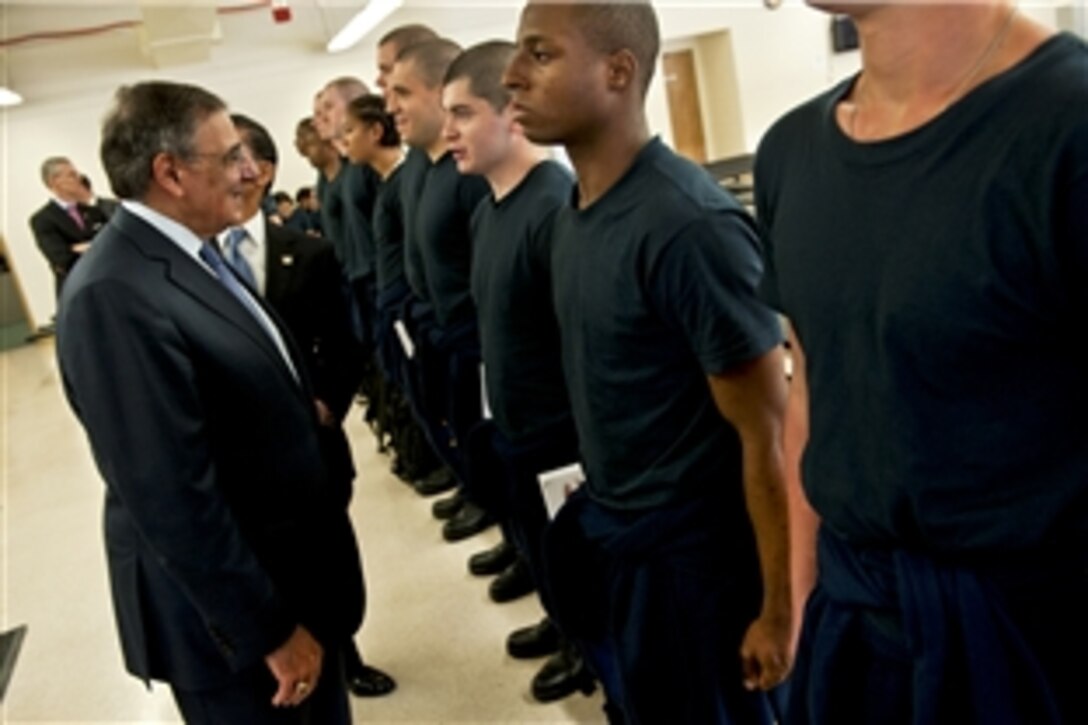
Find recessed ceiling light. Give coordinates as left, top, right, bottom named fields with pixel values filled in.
left=0, top=87, right=23, bottom=107
left=327, top=0, right=403, bottom=54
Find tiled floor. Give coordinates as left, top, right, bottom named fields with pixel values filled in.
left=0, top=338, right=604, bottom=723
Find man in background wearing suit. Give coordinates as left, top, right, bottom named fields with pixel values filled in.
left=56, top=81, right=361, bottom=724
left=227, top=112, right=396, bottom=699
left=28, top=156, right=107, bottom=296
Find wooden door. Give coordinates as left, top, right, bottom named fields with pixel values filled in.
left=662, top=49, right=707, bottom=163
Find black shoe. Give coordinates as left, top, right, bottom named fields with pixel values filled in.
left=467, top=542, right=517, bottom=574
left=345, top=662, right=397, bottom=698
left=415, top=467, right=458, bottom=497
left=468, top=539, right=517, bottom=576
left=531, top=642, right=596, bottom=703
left=442, top=501, right=495, bottom=542
left=391, top=456, right=413, bottom=483
left=506, top=617, right=560, bottom=659
left=488, top=557, right=534, bottom=603
left=432, top=489, right=465, bottom=520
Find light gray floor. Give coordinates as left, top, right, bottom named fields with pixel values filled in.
left=0, top=338, right=604, bottom=723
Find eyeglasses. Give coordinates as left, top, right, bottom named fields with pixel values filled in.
left=182, top=145, right=248, bottom=169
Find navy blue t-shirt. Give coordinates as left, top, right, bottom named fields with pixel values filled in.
left=756, top=33, right=1088, bottom=555
left=471, top=161, right=574, bottom=442
left=415, top=152, right=490, bottom=327
left=373, top=164, right=405, bottom=294
left=316, top=168, right=345, bottom=263
left=552, top=138, right=782, bottom=510
left=340, top=163, right=380, bottom=282
left=397, top=148, right=431, bottom=300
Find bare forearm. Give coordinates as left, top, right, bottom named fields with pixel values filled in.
left=707, top=350, right=792, bottom=619
left=784, top=325, right=819, bottom=621
left=743, top=439, right=792, bottom=622
left=709, top=348, right=794, bottom=689
left=785, top=406, right=818, bottom=620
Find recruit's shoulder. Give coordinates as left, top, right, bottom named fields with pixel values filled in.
left=456, top=168, right=491, bottom=212
left=344, top=162, right=380, bottom=196
left=755, top=78, right=849, bottom=186
left=402, top=146, right=430, bottom=174
left=1025, top=32, right=1088, bottom=96
left=521, top=160, right=574, bottom=218
left=528, top=162, right=573, bottom=232
left=982, top=33, right=1088, bottom=135
left=621, top=140, right=757, bottom=267
left=969, top=33, right=1088, bottom=185
left=1015, top=33, right=1088, bottom=138
left=637, top=139, right=747, bottom=228
left=530, top=158, right=575, bottom=194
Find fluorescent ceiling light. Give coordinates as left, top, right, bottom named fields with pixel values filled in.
left=327, top=0, right=403, bottom=54
left=0, top=87, right=23, bottom=107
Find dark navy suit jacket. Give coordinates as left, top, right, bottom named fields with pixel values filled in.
left=264, top=219, right=364, bottom=510
left=56, top=207, right=363, bottom=690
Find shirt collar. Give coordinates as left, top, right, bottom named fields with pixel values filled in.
left=218, top=210, right=266, bottom=252
left=241, top=211, right=266, bottom=249
left=121, top=199, right=209, bottom=266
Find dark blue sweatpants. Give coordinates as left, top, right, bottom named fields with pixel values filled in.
left=787, top=529, right=1085, bottom=725
left=543, top=489, right=776, bottom=725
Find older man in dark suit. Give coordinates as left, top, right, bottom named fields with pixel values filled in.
left=28, top=156, right=108, bottom=296
left=56, top=81, right=361, bottom=724
left=225, top=112, right=396, bottom=699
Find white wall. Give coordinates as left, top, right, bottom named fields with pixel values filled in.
left=0, top=1, right=1064, bottom=329
left=0, top=4, right=524, bottom=329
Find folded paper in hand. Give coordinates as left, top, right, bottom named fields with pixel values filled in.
left=538, top=463, right=585, bottom=520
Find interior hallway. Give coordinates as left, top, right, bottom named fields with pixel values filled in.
left=0, top=337, right=605, bottom=723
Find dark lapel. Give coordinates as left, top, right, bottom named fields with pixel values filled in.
left=263, top=219, right=297, bottom=304
left=110, top=208, right=306, bottom=396
left=44, top=201, right=84, bottom=237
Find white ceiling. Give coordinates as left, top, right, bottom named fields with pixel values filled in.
left=0, top=0, right=802, bottom=70
left=0, top=1, right=527, bottom=82
left=0, top=1, right=533, bottom=104
left=0, top=1, right=791, bottom=104
left=2, top=1, right=355, bottom=49
left=5, top=1, right=1080, bottom=106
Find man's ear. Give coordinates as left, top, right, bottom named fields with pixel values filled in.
left=605, top=49, right=638, bottom=93
left=256, top=159, right=276, bottom=190
left=150, top=152, right=185, bottom=198
left=501, top=101, right=524, bottom=136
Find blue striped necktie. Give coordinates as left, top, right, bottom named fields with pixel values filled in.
left=199, top=242, right=298, bottom=382
left=198, top=242, right=276, bottom=341
left=222, top=226, right=258, bottom=289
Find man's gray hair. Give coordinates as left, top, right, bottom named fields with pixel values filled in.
left=40, top=156, right=72, bottom=187
left=100, top=81, right=226, bottom=199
